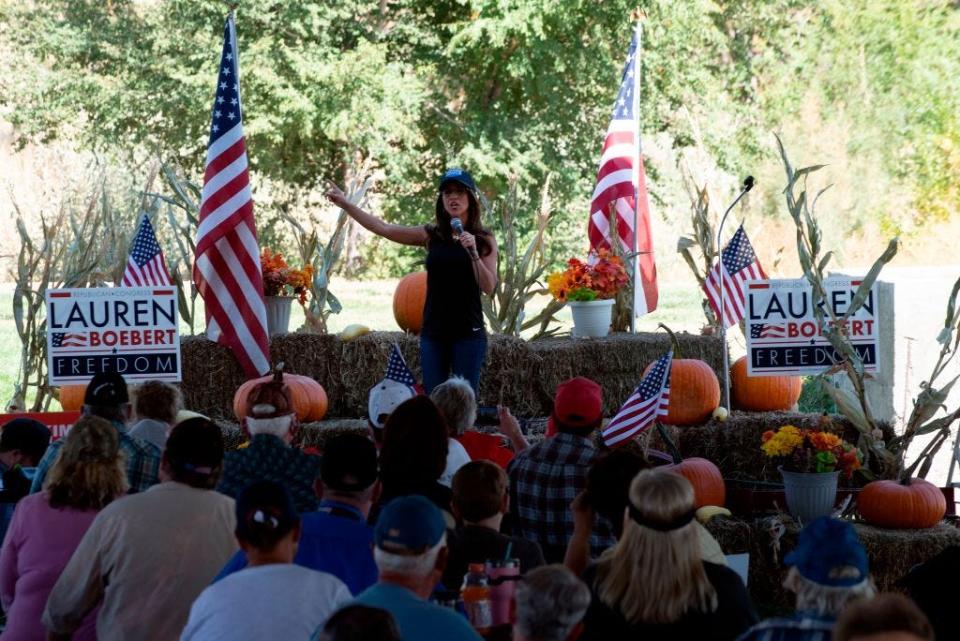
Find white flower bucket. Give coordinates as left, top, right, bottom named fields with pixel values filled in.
left=780, top=468, right=840, bottom=524
left=264, top=296, right=294, bottom=335
left=568, top=299, right=615, bottom=338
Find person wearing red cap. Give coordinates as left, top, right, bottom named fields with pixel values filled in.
left=507, top=377, right=616, bottom=563
left=326, top=169, right=498, bottom=395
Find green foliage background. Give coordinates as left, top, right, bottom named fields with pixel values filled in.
left=1, top=0, right=958, bottom=275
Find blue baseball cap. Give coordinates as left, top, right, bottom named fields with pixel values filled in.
left=374, top=495, right=446, bottom=554
left=785, top=517, right=869, bottom=587
left=438, top=168, right=477, bottom=193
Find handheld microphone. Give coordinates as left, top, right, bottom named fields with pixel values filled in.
left=743, top=176, right=755, bottom=192
left=450, top=217, right=478, bottom=259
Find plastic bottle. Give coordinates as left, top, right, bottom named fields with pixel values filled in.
left=461, top=563, right=493, bottom=634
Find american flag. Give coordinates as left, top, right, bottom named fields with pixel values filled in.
left=51, top=332, right=88, bottom=348
left=385, top=344, right=417, bottom=388
left=122, top=215, right=172, bottom=287
left=751, top=323, right=785, bottom=339
left=703, top=225, right=766, bottom=328
left=587, top=23, right=658, bottom=317
left=192, top=15, right=270, bottom=378
left=602, top=350, right=672, bottom=448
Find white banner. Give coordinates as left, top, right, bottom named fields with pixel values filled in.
left=45, top=287, right=181, bottom=385
left=745, top=277, right=880, bottom=376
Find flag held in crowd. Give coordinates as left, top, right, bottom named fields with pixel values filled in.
left=385, top=344, right=419, bottom=390
left=602, top=350, right=672, bottom=448
left=193, top=14, right=270, bottom=378
left=703, top=224, right=766, bottom=328
left=122, top=214, right=172, bottom=287
left=587, top=22, right=658, bottom=317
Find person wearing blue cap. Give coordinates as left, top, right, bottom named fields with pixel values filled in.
left=735, top=516, right=876, bottom=641
left=317, top=495, right=481, bottom=641
left=326, top=168, right=497, bottom=395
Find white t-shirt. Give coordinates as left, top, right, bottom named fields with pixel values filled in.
left=440, top=438, right=472, bottom=487
left=180, top=563, right=351, bottom=641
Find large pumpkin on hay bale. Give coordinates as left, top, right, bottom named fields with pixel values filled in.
left=858, top=478, right=946, bottom=529
left=656, top=424, right=726, bottom=507
left=393, top=271, right=427, bottom=334
left=644, top=325, right=720, bottom=426
left=58, top=385, right=87, bottom=411
left=233, top=367, right=328, bottom=423
left=731, top=356, right=801, bottom=411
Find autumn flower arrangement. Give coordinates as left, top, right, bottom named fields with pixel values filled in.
left=547, top=250, right=629, bottom=302
left=261, top=249, right=313, bottom=304
left=762, top=424, right=863, bottom=478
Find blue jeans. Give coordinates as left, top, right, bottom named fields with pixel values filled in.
left=420, top=335, right=487, bottom=395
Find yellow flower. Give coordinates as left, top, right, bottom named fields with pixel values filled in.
left=761, top=425, right=804, bottom=457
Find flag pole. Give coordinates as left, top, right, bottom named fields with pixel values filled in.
left=630, top=15, right=644, bottom=334
left=715, top=178, right=754, bottom=411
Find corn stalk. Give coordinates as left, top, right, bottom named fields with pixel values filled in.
left=608, top=202, right=636, bottom=333
left=285, top=159, right=374, bottom=334
left=9, top=181, right=133, bottom=411
left=776, top=134, right=899, bottom=476
left=147, top=164, right=201, bottom=334
left=481, top=176, right=563, bottom=339
left=676, top=175, right=720, bottom=329
left=890, top=274, right=960, bottom=479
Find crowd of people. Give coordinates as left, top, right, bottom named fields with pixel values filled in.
left=0, top=369, right=949, bottom=641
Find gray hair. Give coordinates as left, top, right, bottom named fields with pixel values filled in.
left=430, top=376, right=476, bottom=436
left=515, top=565, right=590, bottom=641
left=374, top=535, right=447, bottom=579
left=784, top=566, right=876, bottom=618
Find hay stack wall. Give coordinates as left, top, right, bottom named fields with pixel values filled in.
left=181, top=331, right=725, bottom=419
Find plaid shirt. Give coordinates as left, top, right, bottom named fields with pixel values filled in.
left=735, top=614, right=835, bottom=641
left=30, top=424, right=161, bottom=494
left=507, top=432, right=615, bottom=561
left=216, top=434, right=321, bottom=513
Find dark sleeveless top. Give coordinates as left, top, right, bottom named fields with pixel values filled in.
left=421, top=235, right=485, bottom=341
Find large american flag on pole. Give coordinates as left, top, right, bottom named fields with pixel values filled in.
left=602, top=350, right=671, bottom=448
left=122, top=214, right=172, bottom=287
left=703, top=224, right=766, bottom=328
left=587, top=22, right=658, bottom=317
left=193, top=14, right=270, bottom=378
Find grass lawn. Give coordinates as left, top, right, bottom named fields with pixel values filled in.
left=0, top=279, right=705, bottom=409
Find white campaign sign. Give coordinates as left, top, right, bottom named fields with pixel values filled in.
left=45, top=287, right=181, bottom=385
left=745, top=277, right=880, bottom=377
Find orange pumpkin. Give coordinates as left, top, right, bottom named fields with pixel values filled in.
left=667, top=458, right=726, bottom=508
left=731, top=356, right=801, bottom=411
left=233, top=369, right=328, bottom=423
left=858, top=478, right=946, bottom=529
left=393, top=271, right=428, bottom=334
left=58, top=385, right=87, bottom=411
left=644, top=358, right=720, bottom=426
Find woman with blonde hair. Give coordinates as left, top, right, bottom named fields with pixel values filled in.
left=579, top=469, right=756, bottom=640
left=0, top=416, right=127, bottom=641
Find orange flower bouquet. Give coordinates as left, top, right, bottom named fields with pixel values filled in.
left=761, top=424, right=862, bottom=478
left=261, top=249, right=314, bottom=304
left=546, top=250, right=629, bottom=302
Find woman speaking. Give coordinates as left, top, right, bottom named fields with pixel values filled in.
left=325, top=168, right=497, bottom=394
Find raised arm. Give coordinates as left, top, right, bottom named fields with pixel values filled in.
left=325, top=182, right=427, bottom=247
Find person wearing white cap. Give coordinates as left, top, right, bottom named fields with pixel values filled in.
left=367, top=379, right=416, bottom=449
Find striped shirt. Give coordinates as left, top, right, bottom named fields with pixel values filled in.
left=735, top=614, right=835, bottom=641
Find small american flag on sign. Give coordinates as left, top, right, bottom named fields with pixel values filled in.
left=122, top=215, right=172, bottom=287
left=751, top=323, right=785, bottom=339
left=51, top=332, right=88, bottom=348
left=703, top=225, right=766, bottom=328
left=602, top=350, right=672, bottom=448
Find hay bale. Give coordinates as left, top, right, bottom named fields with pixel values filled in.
left=646, top=411, right=897, bottom=483
left=179, top=331, right=726, bottom=420
left=715, top=516, right=960, bottom=616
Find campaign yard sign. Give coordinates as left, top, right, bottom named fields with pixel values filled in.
left=45, top=287, right=181, bottom=385
left=745, top=277, right=879, bottom=377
